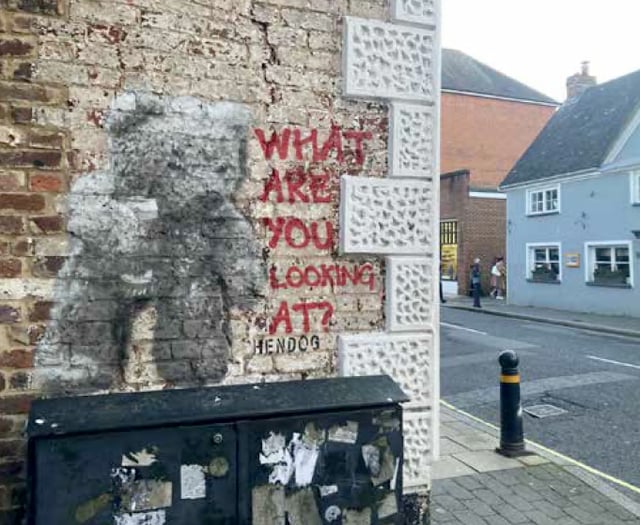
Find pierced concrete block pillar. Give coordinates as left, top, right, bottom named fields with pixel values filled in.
left=338, top=0, right=441, bottom=507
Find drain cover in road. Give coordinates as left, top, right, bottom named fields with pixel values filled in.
left=524, top=404, right=567, bottom=418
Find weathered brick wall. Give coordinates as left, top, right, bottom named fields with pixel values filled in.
left=0, top=0, right=397, bottom=521
left=439, top=171, right=506, bottom=295
left=440, top=169, right=468, bottom=221
left=440, top=92, right=556, bottom=189
left=440, top=92, right=554, bottom=295
left=1, top=3, right=69, bottom=519
left=462, top=195, right=507, bottom=295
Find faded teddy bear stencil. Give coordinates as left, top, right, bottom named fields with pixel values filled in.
left=35, top=92, right=266, bottom=393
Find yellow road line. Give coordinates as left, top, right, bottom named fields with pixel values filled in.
left=440, top=399, right=640, bottom=496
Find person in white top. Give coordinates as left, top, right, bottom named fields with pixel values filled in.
left=490, top=258, right=500, bottom=298
left=495, top=258, right=506, bottom=299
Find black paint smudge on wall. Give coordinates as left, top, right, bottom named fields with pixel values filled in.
left=35, top=93, right=266, bottom=393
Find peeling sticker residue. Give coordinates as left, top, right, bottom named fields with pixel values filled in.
left=361, top=444, right=381, bottom=476
left=122, top=449, right=158, bottom=467
left=180, top=465, right=206, bottom=500
left=122, top=480, right=172, bottom=512
left=261, top=429, right=322, bottom=488
left=260, top=432, right=287, bottom=465
left=285, top=488, right=322, bottom=525
left=112, top=467, right=137, bottom=485
left=342, top=508, right=372, bottom=525
left=391, top=458, right=400, bottom=491
left=302, top=422, right=326, bottom=447
left=114, top=510, right=166, bottom=525
left=365, top=437, right=396, bottom=486
left=252, top=485, right=286, bottom=525
left=111, top=468, right=172, bottom=513
left=208, top=457, right=230, bottom=478
left=250, top=413, right=404, bottom=523
left=75, top=493, right=111, bottom=523
left=252, top=410, right=403, bottom=525
left=378, top=493, right=398, bottom=519
left=263, top=434, right=295, bottom=486
left=373, top=411, right=401, bottom=431
left=291, top=434, right=319, bottom=487
left=259, top=432, right=294, bottom=486
left=269, top=460, right=294, bottom=486
left=328, top=421, right=358, bottom=444
left=318, top=485, right=338, bottom=497
left=324, top=505, right=342, bottom=522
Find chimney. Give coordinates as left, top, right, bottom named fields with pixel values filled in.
left=566, top=61, right=597, bottom=100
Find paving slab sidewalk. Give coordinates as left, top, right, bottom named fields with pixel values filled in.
left=431, top=404, right=640, bottom=524
left=442, top=295, right=640, bottom=339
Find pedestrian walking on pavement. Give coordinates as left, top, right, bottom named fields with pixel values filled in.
left=472, top=257, right=481, bottom=308
left=496, top=257, right=506, bottom=299
left=490, top=257, right=500, bottom=298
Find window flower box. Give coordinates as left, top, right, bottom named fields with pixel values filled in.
left=531, top=266, right=558, bottom=282
left=593, top=268, right=628, bottom=285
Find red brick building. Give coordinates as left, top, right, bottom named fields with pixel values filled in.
left=440, top=49, right=558, bottom=294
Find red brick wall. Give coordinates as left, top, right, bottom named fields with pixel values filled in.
left=440, top=91, right=555, bottom=295
left=439, top=172, right=506, bottom=295
left=439, top=170, right=468, bottom=291
left=440, top=92, right=556, bottom=189
left=0, top=4, right=68, bottom=519
left=460, top=196, right=506, bottom=295
left=440, top=169, right=468, bottom=220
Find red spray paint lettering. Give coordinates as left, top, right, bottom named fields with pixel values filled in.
left=259, top=167, right=333, bottom=204
left=269, top=263, right=376, bottom=291
left=263, top=217, right=334, bottom=250
left=254, top=126, right=373, bottom=165
left=270, top=301, right=334, bottom=334
left=256, top=125, right=378, bottom=338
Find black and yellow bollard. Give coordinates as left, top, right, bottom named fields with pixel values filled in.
left=496, top=350, right=530, bottom=457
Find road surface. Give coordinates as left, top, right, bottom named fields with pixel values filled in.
left=440, top=307, right=640, bottom=489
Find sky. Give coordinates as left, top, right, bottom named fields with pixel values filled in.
left=442, top=0, right=640, bottom=102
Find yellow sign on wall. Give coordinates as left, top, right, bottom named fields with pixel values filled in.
left=441, top=244, right=458, bottom=280
left=565, top=253, right=580, bottom=268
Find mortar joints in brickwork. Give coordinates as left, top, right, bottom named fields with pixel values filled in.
left=249, top=7, right=281, bottom=106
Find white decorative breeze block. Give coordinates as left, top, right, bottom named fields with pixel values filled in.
left=390, top=103, right=434, bottom=178
left=386, top=256, right=432, bottom=332
left=338, top=332, right=432, bottom=407
left=403, top=409, right=432, bottom=488
left=343, top=17, right=435, bottom=102
left=340, top=176, right=431, bottom=255
left=392, top=0, right=436, bottom=27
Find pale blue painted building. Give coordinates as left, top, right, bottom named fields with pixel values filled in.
left=500, top=69, right=640, bottom=317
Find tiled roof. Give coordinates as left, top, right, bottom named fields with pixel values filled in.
left=502, top=68, right=640, bottom=187
left=442, top=49, right=557, bottom=105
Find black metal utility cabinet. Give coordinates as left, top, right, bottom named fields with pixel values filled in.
left=27, top=375, right=408, bottom=525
